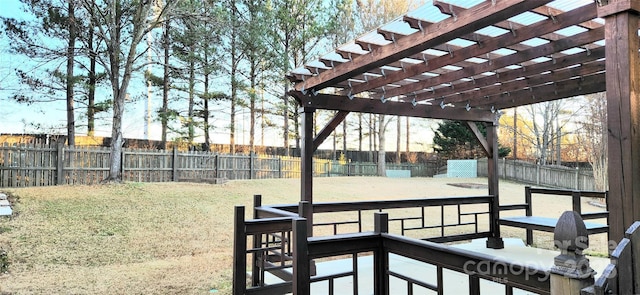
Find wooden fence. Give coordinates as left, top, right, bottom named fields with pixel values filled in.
left=0, top=143, right=439, bottom=187
left=477, top=158, right=596, bottom=190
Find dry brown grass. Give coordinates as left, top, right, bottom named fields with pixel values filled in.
left=0, top=177, right=610, bottom=294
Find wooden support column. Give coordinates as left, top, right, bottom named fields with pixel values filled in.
left=300, top=107, right=315, bottom=236
left=486, top=121, right=504, bottom=249
left=599, top=1, right=640, bottom=242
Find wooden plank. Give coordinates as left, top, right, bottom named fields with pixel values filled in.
left=294, top=0, right=552, bottom=92
left=612, top=238, right=633, bottom=294
left=625, top=221, right=640, bottom=293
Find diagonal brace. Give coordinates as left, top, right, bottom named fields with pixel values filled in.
left=466, top=122, right=491, bottom=158
left=313, top=111, right=349, bottom=152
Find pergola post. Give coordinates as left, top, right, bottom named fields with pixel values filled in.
left=486, top=121, right=504, bottom=249
left=599, top=1, right=640, bottom=242
left=300, top=107, right=315, bottom=236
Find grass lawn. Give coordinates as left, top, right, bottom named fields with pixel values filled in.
left=0, top=177, right=609, bottom=294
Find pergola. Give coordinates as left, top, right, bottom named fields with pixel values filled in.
left=286, top=0, right=640, bottom=246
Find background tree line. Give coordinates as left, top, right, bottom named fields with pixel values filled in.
left=1, top=0, right=428, bottom=181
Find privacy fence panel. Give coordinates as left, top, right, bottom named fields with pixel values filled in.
left=175, top=150, right=217, bottom=182
left=0, top=143, right=57, bottom=187
left=64, top=146, right=111, bottom=185
left=0, top=143, right=439, bottom=188
left=122, top=148, right=173, bottom=183
left=477, top=158, right=595, bottom=190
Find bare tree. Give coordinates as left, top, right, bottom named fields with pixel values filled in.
left=578, top=93, right=607, bottom=191
left=354, top=0, right=419, bottom=174
left=83, top=0, right=172, bottom=182
left=520, top=99, right=581, bottom=165
left=377, top=114, right=393, bottom=176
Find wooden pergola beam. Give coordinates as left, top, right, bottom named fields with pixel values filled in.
left=294, top=0, right=552, bottom=92
left=384, top=26, right=605, bottom=99
left=291, top=91, right=496, bottom=122
left=313, top=111, right=349, bottom=152
left=347, top=3, right=597, bottom=96
left=414, top=46, right=606, bottom=103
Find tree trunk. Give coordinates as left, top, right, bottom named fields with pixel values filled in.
left=294, top=107, right=300, bottom=150
left=342, top=117, right=347, bottom=157
left=66, top=0, right=76, bottom=146
left=188, top=44, right=195, bottom=147
left=332, top=131, right=337, bottom=160
left=203, top=65, right=210, bottom=152
left=229, top=5, right=238, bottom=154
left=161, top=19, right=170, bottom=150
left=368, top=113, right=374, bottom=162
left=249, top=65, right=256, bottom=153
left=88, top=17, right=96, bottom=138
left=395, top=116, right=401, bottom=163
left=358, top=113, right=363, bottom=159
left=107, top=89, right=126, bottom=182
left=377, top=114, right=387, bottom=176
left=405, top=116, right=409, bottom=156
left=512, top=107, right=517, bottom=159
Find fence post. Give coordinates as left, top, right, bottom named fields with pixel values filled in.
left=575, top=167, right=580, bottom=190
left=325, top=161, right=330, bottom=177
left=214, top=154, right=219, bottom=179
left=278, top=157, right=283, bottom=179
left=172, top=147, right=178, bottom=182
left=536, top=163, right=541, bottom=185
left=56, top=141, right=65, bottom=185
left=550, top=211, right=595, bottom=294
left=120, top=149, right=125, bottom=180
left=249, top=152, right=255, bottom=180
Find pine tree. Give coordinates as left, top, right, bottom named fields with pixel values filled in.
left=3, top=0, right=81, bottom=145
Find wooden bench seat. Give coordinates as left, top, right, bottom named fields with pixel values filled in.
left=499, top=216, right=608, bottom=235
left=498, top=186, right=609, bottom=246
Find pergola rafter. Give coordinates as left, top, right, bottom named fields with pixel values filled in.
left=344, top=3, right=598, bottom=98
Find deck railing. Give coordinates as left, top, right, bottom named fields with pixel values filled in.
left=235, top=196, right=636, bottom=295
left=254, top=195, right=494, bottom=243
left=233, top=210, right=552, bottom=295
